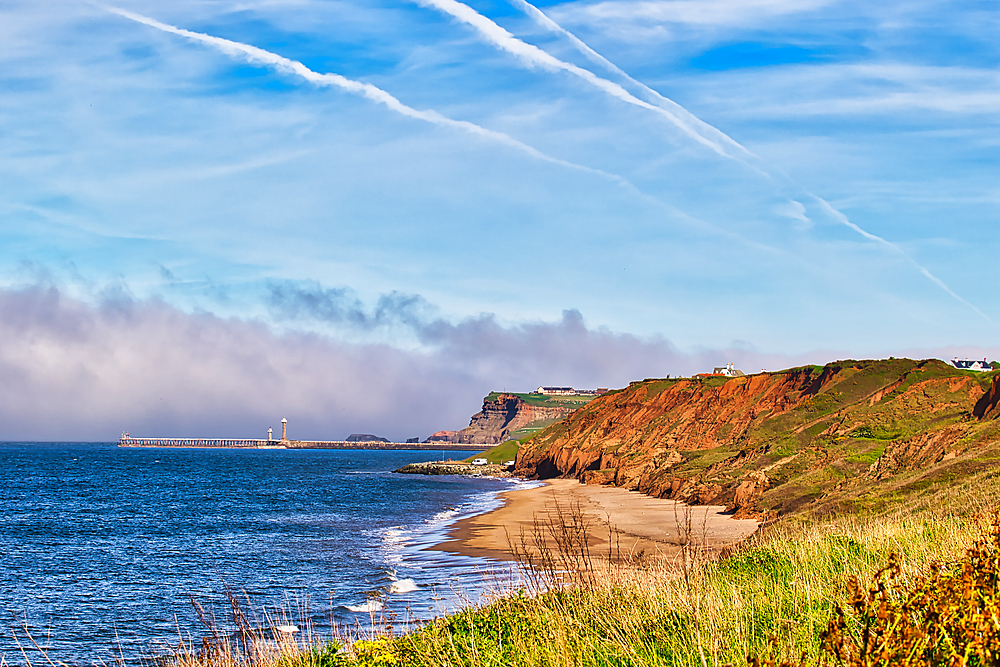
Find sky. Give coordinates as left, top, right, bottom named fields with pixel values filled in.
left=1, top=0, right=998, bottom=440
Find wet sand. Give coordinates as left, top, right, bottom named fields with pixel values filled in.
left=433, top=478, right=760, bottom=562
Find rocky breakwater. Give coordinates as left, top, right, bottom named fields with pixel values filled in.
left=451, top=393, right=579, bottom=445
left=395, top=461, right=511, bottom=477
left=514, top=359, right=1000, bottom=519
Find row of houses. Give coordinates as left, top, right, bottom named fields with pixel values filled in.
left=533, top=386, right=610, bottom=396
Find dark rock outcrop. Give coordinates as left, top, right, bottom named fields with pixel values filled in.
left=973, top=376, right=1000, bottom=419
left=394, top=462, right=509, bottom=477
left=346, top=433, right=389, bottom=443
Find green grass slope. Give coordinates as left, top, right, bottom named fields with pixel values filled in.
left=516, top=358, right=1000, bottom=518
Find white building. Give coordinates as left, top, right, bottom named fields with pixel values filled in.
left=948, top=358, right=993, bottom=372
left=535, top=386, right=576, bottom=395
left=712, top=363, right=746, bottom=377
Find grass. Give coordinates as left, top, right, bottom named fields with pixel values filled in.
left=134, top=472, right=1000, bottom=667
left=515, top=358, right=1000, bottom=520
left=485, top=392, right=596, bottom=409
left=462, top=440, right=519, bottom=464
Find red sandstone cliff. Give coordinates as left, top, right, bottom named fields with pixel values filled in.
left=514, top=359, right=1000, bottom=518
left=452, top=393, right=581, bottom=445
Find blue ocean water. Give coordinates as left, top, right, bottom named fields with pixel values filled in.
left=0, top=443, right=527, bottom=665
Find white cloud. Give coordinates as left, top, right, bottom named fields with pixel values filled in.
left=550, top=0, right=839, bottom=29
left=0, top=285, right=844, bottom=440
left=775, top=199, right=811, bottom=228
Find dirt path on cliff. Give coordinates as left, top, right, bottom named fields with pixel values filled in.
left=433, top=478, right=760, bottom=563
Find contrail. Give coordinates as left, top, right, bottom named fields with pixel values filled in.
left=505, top=0, right=755, bottom=163
left=813, top=198, right=990, bottom=320
left=422, top=0, right=988, bottom=320
left=103, top=6, right=778, bottom=253
left=103, top=6, right=629, bottom=183
left=414, top=0, right=736, bottom=161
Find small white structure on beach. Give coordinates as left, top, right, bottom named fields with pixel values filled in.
left=471, top=458, right=488, bottom=466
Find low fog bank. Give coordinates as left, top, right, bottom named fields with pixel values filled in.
left=0, top=285, right=985, bottom=441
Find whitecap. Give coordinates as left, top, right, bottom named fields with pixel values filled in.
left=383, top=527, right=407, bottom=544
left=427, top=508, right=458, bottom=524
left=389, top=578, right=418, bottom=593
left=345, top=600, right=383, bottom=613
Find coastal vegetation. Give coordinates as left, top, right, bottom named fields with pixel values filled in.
left=158, top=468, right=998, bottom=667
left=515, top=358, right=1000, bottom=520
left=26, top=359, right=1000, bottom=667
left=484, top=392, right=596, bottom=410
left=461, top=440, right=519, bottom=465
left=152, top=359, right=999, bottom=666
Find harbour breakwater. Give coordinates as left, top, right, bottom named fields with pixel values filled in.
left=394, top=461, right=512, bottom=476
left=118, top=436, right=488, bottom=451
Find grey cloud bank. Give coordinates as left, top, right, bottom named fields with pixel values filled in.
left=0, top=284, right=890, bottom=442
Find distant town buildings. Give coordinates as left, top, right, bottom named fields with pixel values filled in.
left=948, top=357, right=993, bottom=372
left=534, top=386, right=609, bottom=396
left=713, top=363, right=746, bottom=377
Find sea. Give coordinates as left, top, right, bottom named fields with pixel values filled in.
left=0, top=442, right=533, bottom=665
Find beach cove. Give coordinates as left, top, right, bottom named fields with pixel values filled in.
left=437, top=478, right=761, bottom=563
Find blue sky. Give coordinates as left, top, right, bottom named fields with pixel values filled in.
left=0, top=0, right=998, bottom=438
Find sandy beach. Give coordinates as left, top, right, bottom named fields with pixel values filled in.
left=434, top=478, right=761, bottom=563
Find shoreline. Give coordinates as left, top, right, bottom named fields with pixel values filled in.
left=432, top=478, right=761, bottom=563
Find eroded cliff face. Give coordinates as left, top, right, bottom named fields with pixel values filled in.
left=514, top=359, right=1000, bottom=518
left=453, top=394, right=579, bottom=445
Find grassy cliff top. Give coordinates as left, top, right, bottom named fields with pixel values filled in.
left=517, top=357, right=1000, bottom=518
left=484, top=391, right=597, bottom=408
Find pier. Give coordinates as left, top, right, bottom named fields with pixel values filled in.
left=117, top=436, right=489, bottom=451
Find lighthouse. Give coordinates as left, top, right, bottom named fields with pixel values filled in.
left=281, top=418, right=288, bottom=441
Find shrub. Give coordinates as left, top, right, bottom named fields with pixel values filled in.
left=818, top=512, right=1000, bottom=666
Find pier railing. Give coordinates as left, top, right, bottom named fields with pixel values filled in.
left=120, top=437, right=272, bottom=447
left=118, top=437, right=488, bottom=451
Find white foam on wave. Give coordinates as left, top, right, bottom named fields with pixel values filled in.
left=389, top=578, right=418, bottom=593
left=345, top=600, right=383, bottom=613
left=428, top=508, right=458, bottom=524
left=383, top=527, right=408, bottom=544
left=415, top=477, right=540, bottom=543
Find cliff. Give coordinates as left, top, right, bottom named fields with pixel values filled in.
left=514, top=359, right=1000, bottom=518
left=452, top=392, right=591, bottom=445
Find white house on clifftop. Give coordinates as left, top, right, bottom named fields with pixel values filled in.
left=713, top=363, right=746, bottom=377
left=948, top=358, right=993, bottom=372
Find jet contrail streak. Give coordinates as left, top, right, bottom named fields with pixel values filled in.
left=813, top=198, right=991, bottom=320
left=415, top=0, right=736, bottom=161
left=104, top=6, right=779, bottom=253
left=505, top=0, right=755, bottom=163
left=104, top=6, right=628, bottom=183
left=432, top=0, right=986, bottom=320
